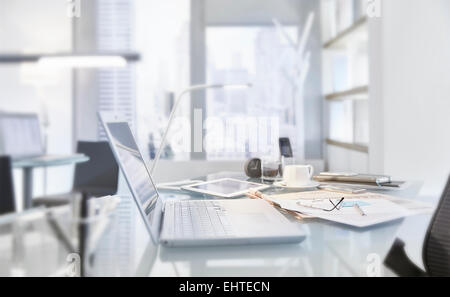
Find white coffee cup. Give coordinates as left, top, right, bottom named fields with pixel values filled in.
left=283, top=165, right=314, bottom=187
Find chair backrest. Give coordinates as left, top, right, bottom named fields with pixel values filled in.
left=423, top=176, right=450, bottom=276
left=73, top=141, right=119, bottom=197
left=0, top=156, right=16, bottom=215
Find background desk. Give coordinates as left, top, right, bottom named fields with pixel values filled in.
left=86, top=172, right=433, bottom=277
left=13, top=154, right=89, bottom=209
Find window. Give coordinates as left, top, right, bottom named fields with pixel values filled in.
left=134, top=4, right=305, bottom=162
left=135, top=0, right=191, bottom=161
left=96, top=0, right=136, bottom=140
left=205, top=26, right=300, bottom=160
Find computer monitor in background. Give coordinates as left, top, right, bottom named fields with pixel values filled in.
left=0, top=112, right=44, bottom=158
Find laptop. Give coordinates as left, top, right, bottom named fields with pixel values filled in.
left=0, top=112, right=43, bottom=159
left=0, top=112, right=81, bottom=162
left=99, top=114, right=306, bottom=247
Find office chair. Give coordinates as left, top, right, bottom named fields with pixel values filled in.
left=384, top=175, right=450, bottom=277
left=33, top=141, right=119, bottom=208
left=0, top=156, right=16, bottom=215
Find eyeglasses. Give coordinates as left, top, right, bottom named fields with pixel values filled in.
left=296, top=197, right=345, bottom=212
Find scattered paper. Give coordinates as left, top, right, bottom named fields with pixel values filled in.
left=252, top=189, right=435, bottom=227
left=271, top=198, right=413, bottom=228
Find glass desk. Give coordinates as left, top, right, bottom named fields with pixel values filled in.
left=85, top=172, right=432, bottom=277
left=13, top=154, right=89, bottom=209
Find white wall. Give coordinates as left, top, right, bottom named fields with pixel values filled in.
left=370, top=0, right=450, bottom=196
left=327, top=145, right=369, bottom=173
left=0, top=0, right=74, bottom=208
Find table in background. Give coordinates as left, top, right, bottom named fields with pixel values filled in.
left=13, top=154, right=89, bottom=209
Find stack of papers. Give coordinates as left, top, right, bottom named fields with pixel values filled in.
left=266, top=191, right=434, bottom=228
left=273, top=198, right=409, bottom=228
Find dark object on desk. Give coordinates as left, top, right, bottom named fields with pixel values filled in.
left=385, top=175, right=450, bottom=277
left=244, top=158, right=262, bottom=178
left=279, top=138, right=293, bottom=158
left=0, top=156, right=16, bottom=215
left=33, top=141, right=119, bottom=208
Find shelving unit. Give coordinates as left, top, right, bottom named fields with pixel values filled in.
left=321, top=0, right=370, bottom=173
left=326, top=139, right=368, bottom=153
left=323, top=16, right=367, bottom=49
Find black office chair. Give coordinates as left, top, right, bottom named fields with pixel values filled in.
left=33, top=141, right=119, bottom=208
left=0, top=156, right=16, bottom=215
left=384, top=175, right=450, bottom=277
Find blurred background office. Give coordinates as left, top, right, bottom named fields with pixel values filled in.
left=0, top=0, right=449, bottom=212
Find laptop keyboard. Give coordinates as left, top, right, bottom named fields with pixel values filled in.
left=173, top=200, right=235, bottom=239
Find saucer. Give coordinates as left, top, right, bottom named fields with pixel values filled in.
left=273, top=181, right=320, bottom=190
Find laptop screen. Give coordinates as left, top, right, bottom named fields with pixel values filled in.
left=0, top=113, right=43, bottom=158
left=104, top=121, right=162, bottom=242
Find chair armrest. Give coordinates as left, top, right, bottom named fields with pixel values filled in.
left=384, top=238, right=427, bottom=277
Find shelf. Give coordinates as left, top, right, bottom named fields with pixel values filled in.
left=323, top=17, right=368, bottom=49
left=0, top=52, right=140, bottom=64
left=326, top=139, right=369, bottom=153
left=325, top=85, right=369, bottom=101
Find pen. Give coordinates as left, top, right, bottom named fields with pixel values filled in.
left=353, top=203, right=367, bottom=216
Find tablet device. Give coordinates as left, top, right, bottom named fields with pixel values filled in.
left=181, top=178, right=270, bottom=198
